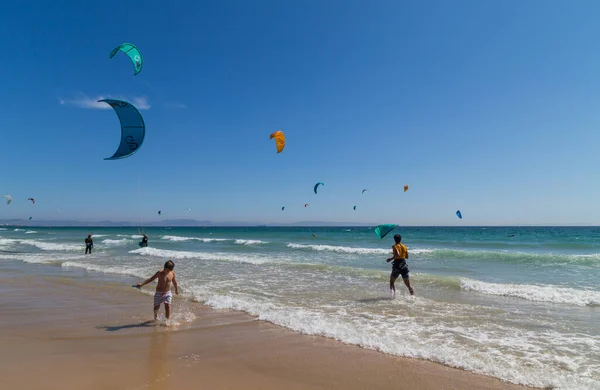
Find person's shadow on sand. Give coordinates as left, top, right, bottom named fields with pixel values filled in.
left=96, top=320, right=156, bottom=332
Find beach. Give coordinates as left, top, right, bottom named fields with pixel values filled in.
left=0, top=226, right=598, bottom=389
left=0, top=259, right=532, bottom=390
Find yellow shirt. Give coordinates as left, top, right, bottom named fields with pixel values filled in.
left=392, top=243, right=407, bottom=260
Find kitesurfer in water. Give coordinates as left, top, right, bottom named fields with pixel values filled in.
left=140, top=234, right=149, bottom=247
left=386, top=234, right=414, bottom=296
left=85, top=234, right=93, bottom=254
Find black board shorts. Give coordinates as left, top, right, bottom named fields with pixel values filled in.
left=391, top=260, right=409, bottom=279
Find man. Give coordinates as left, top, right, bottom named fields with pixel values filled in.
left=386, top=234, right=414, bottom=296
left=140, top=234, right=149, bottom=247
left=136, top=260, right=179, bottom=320
left=84, top=234, right=93, bottom=254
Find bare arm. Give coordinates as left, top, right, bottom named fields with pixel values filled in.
left=136, top=272, right=159, bottom=288
left=172, top=273, right=179, bottom=295
left=386, top=247, right=397, bottom=263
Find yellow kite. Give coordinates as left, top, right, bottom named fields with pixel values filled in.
left=269, top=131, right=286, bottom=153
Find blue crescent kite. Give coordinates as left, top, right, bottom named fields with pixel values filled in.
left=110, top=43, right=143, bottom=75
left=98, top=99, right=146, bottom=160
left=314, top=182, right=324, bottom=194
left=456, top=210, right=463, bottom=219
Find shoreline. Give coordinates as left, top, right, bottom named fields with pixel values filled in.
left=0, top=259, right=535, bottom=390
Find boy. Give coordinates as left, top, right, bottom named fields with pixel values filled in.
left=84, top=234, right=93, bottom=254
left=386, top=234, right=414, bottom=296
left=136, top=260, right=179, bottom=320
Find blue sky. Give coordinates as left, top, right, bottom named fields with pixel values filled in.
left=0, top=0, right=599, bottom=225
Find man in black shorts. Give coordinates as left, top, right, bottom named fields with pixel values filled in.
left=386, top=234, right=414, bottom=296
left=85, top=234, right=93, bottom=254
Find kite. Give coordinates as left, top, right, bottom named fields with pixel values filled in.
left=404, top=185, right=409, bottom=192
left=304, top=204, right=310, bottom=208
left=374, top=224, right=397, bottom=239
left=456, top=210, right=463, bottom=219
left=27, top=198, right=35, bottom=204
left=110, top=43, right=143, bottom=75
left=314, top=182, right=324, bottom=194
left=362, top=189, right=369, bottom=195
left=4, top=195, right=12, bottom=205
left=29, top=217, right=32, bottom=220
left=353, top=205, right=357, bottom=210
left=186, top=208, right=192, bottom=212
left=269, top=131, right=285, bottom=153
left=158, top=210, right=162, bottom=215
left=281, top=206, right=285, bottom=211
left=98, top=99, right=146, bottom=160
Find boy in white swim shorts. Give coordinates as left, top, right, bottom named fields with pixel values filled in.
left=136, top=260, right=179, bottom=320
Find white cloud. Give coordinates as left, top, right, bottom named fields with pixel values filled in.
left=165, top=102, right=187, bottom=109
left=59, top=94, right=151, bottom=110
left=131, top=97, right=151, bottom=110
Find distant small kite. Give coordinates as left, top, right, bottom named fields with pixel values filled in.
left=404, top=185, right=409, bottom=192
left=269, top=131, right=285, bottom=153
left=27, top=198, right=35, bottom=204
left=456, top=210, right=463, bottom=219
left=158, top=210, right=162, bottom=215
left=4, top=195, right=12, bottom=205
left=362, top=189, right=369, bottom=195
left=304, top=204, right=310, bottom=208
left=314, top=182, right=324, bottom=194
left=110, top=43, right=143, bottom=75
left=281, top=206, right=285, bottom=211
left=353, top=205, right=357, bottom=210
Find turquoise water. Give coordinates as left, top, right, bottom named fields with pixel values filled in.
left=1, top=226, right=599, bottom=389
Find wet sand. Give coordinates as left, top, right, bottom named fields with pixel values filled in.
left=0, top=261, right=534, bottom=390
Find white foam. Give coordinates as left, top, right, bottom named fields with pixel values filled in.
left=61, top=261, right=149, bottom=278
left=13, top=228, right=24, bottom=231
left=25, top=231, right=38, bottom=234
left=0, top=238, right=81, bottom=252
left=0, top=253, right=87, bottom=264
left=0, top=238, right=17, bottom=248
left=234, top=239, right=268, bottom=245
left=194, top=291, right=599, bottom=390
left=129, top=247, right=272, bottom=265
left=410, top=248, right=435, bottom=255
left=460, top=278, right=600, bottom=306
left=23, top=239, right=81, bottom=252
left=162, top=235, right=228, bottom=242
left=102, top=238, right=132, bottom=246
left=287, top=243, right=389, bottom=254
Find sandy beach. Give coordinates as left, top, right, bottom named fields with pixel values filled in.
left=0, top=260, right=535, bottom=390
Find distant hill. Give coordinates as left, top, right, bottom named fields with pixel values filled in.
left=0, top=218, right=376, bottom=227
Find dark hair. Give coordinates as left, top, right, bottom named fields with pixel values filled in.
left=393, top=234, right=402, bottom=243
left=164, top=260, right=175, bottom=270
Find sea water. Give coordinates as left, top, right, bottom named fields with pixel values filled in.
left=0, top=226, right=598, bottom=389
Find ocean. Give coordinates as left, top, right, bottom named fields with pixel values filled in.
left=0, top=226, right=598, bottom=389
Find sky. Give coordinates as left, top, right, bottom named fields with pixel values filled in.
left=0, top=0, right=600, bottom=225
